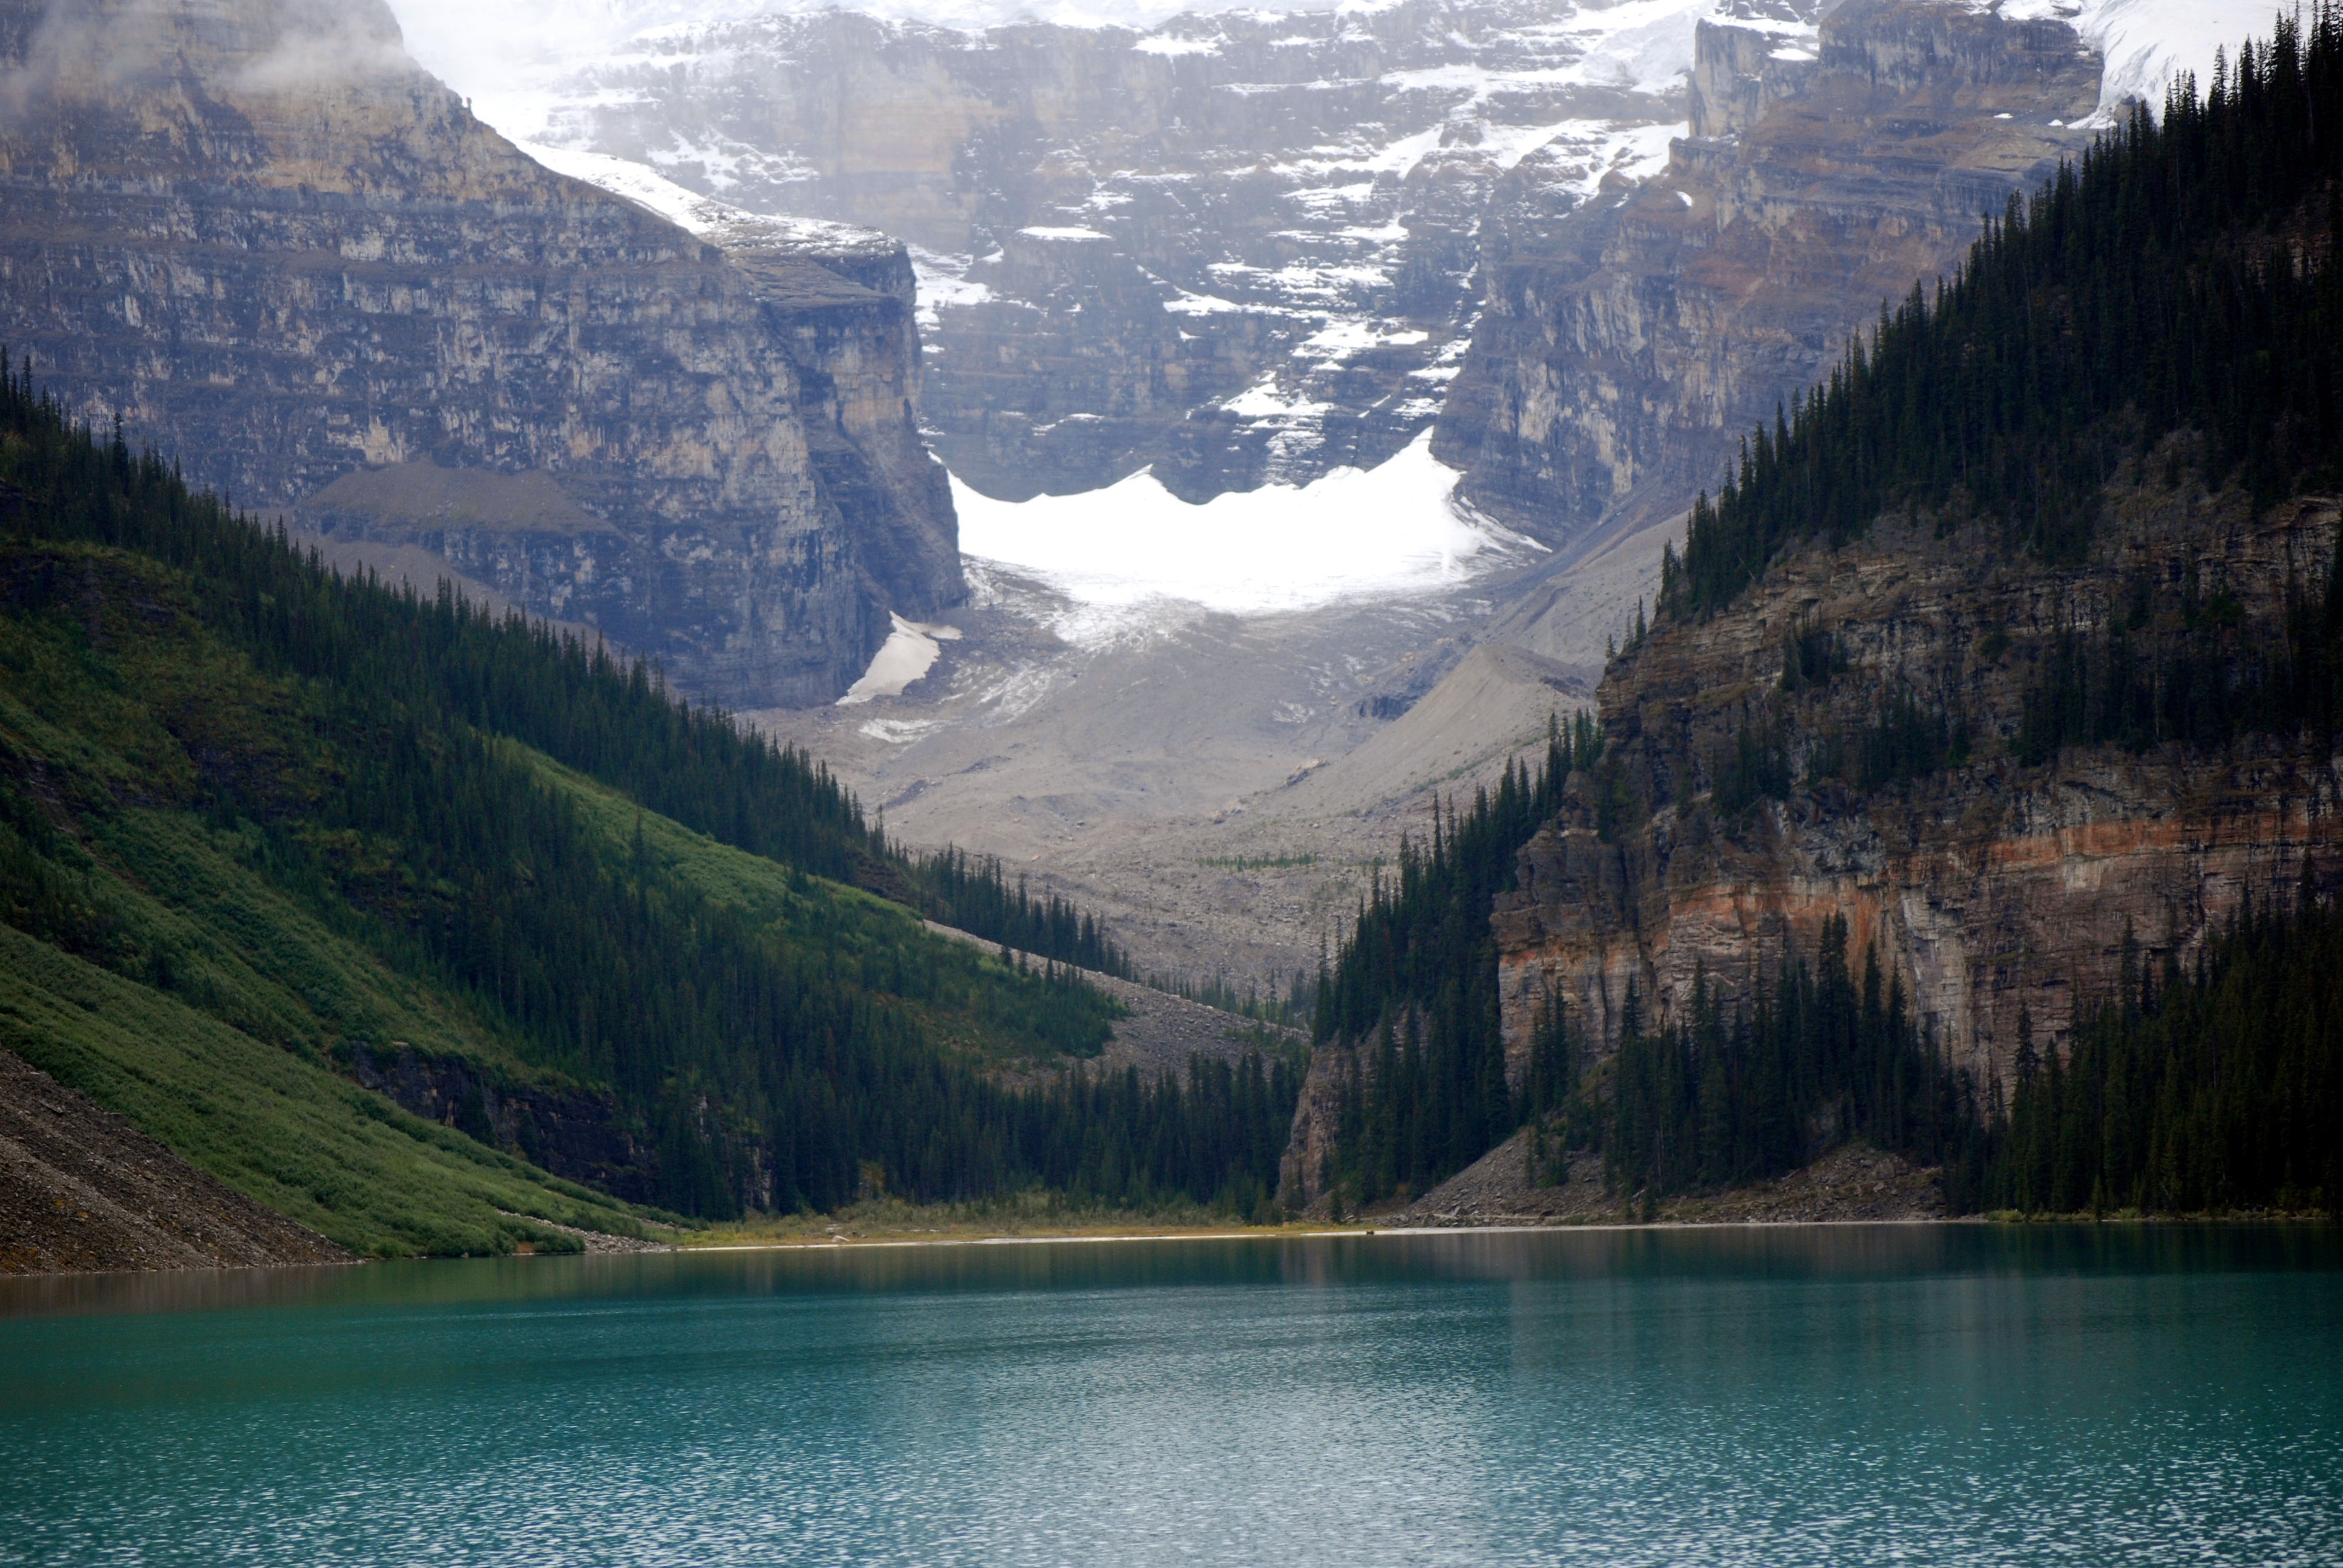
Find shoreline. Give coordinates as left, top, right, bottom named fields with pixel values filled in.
left=5, top=1211, right=2332, bottom=1285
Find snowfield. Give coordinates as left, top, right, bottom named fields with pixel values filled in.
left=1993, top=0, right=2259, bottom=124
left=951, top=431, right=1513, bottom=632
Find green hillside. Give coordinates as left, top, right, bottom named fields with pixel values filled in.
left=0, top=359, right=1302, bottom=1249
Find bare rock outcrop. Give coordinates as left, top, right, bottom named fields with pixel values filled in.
left=1438, top=0, right=2103, bottom=578
left=529, top=0, right=1694, bottom=500
left=1387, top=1131, right=1945, bottom=1226
left=0, top=1048, right=349, bottom=1274
left=0, top=0, right=961, bottom=707
left=1495, top=472, right=2343, bottom=1094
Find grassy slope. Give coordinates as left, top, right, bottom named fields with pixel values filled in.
left=0, top=925, right=655, bottom=1258
left=1, top=539, right=1127, bottom=1252
left=523, top=745, right=1114, bottom=1070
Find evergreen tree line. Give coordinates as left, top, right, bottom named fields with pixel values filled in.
left=0, top=362, right=1299, bottom=1219
left=1494, top=893, right=2342, bottom=1217
left=1990, top=887, right=2343, bottom=1215
left=1516, top=918, right=1987, bottom=1211
left=2011, top=535, right=2343, bottom=762
left=0, top=353, right=1134, bottom=980
left=1311, top=714, right=1602, bottom=1202
left=1143, top=966, right=1315, bottom=1031
left=1784, top=691, right=1975, bottom=798
left=1000, top=1052, right=1304, bottom=1222
left=902, top=846, right=1133, bottom=977
left=1667, top=8, right=2343, bottom=617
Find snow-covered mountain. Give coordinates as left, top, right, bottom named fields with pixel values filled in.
left=393, top=0, right=2236, bottom=522
left=396, top=0, right=1715, bottom=503
left=375, top=0, right=2258, bottom=993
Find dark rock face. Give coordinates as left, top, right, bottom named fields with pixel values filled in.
left=0, top=0, right=961, bottom=707
left=346, top=1042, right=666, bottom=1207
left=1436, top=0, right=2103, bottom=567
left=530, top=0, right=1693, bottom=500
left=1493, top=473, right=2343, bottom=1092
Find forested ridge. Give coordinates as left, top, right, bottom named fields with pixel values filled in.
left=1668, top=8, right=2343, bottom=616
left=1308, top=11, right=2343, bottom=1219
left=0, top=363, right=1294, bottom=1236
left=1311, top=715, right=1599, bottom=1203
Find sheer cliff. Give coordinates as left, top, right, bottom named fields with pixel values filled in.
left=1498, top=480, right=2343, bottom=1095
left=1283, top=11, right=2343, bottom=1208
left=1436, top=0, right=2103, bottom=581
left=0, top=0, right=961, bottom=707
left=510, top=0, right=1701, bottom=500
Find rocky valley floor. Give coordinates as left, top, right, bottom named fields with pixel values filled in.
left=753, top=516, right=1666, bottom=994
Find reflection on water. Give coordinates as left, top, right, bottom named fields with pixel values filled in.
left=2, top=1226, right=2338, bottom=1566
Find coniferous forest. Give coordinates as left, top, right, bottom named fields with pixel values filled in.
left=1668, top=12, right=2342, bottom=616
left=1310, top=715, right=1599, bottom=1203
left=1309, top=10, right=2343, bottom=1218
left=0, top=361, right=1294, bottom=1236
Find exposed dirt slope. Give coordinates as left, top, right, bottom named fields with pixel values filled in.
left=0, top=1049, right=351, bottom=1275
left=1380, top=1131, right=1947, bottom=1227
left=1279, top=644, right=1590, bottom=818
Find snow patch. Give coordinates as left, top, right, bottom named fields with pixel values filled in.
left=1133, top=33, right=1222, bottom=56
left=1990, top=0, right=2252, bottom=124
left=951, top=430, right=1507, bottom=632
left=909, top=246, right=997, bottom=328
left=1299, top=321, right=1429, bottom=358
left=1222, top=378, right=1332, bottom=419
left=859, top=717, right=944, bottom=744
left=837, top=613, right=964, bottom=705
left=520, top=142, right=889, bottom=252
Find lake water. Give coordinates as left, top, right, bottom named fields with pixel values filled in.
left=2, top=1226, right=2338, bottom=1566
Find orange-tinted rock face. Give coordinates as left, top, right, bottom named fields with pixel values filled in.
left=0, top=0, right=960, bottom=707
left=1495, top=475, right=2343, bottom=1091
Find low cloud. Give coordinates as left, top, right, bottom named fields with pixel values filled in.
left=1, top=0, right=413, bottom=130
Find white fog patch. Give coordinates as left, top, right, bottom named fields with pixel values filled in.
left=951, top=430, right=1510, bottom=635
left=839, top=614, right=965, bottom=705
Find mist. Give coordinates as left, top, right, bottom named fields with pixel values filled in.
left=385, top=0, right=1347, bottom=135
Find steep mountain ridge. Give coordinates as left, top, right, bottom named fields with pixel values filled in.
left=499, top=0, right=1703, bottom=500
left=1280, top=10, right=2343, bottom=1214
left=1438, top=0, right=2103, bottom=583
left=0, top=0, right=960, bottom=707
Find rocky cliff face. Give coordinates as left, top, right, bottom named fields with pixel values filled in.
left=519, top=0, right=1699, bottom=499
left=1437, top=0, right=2102, bottom=577
left=0, top=0, right=960, bottom=707
left=1493, top=462, right=2343, bottom=1094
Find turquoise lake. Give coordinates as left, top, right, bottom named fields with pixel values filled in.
left=2, top=1225, right=2338, bottom=1566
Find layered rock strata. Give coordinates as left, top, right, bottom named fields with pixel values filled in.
left=1495, top=469, right=2343, bottom=1094
left=526, top=0, right=1698, bottom=498
left=1438, top=0, right=2103, bottom=578
left=0, top=0, right=960, bottom=707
